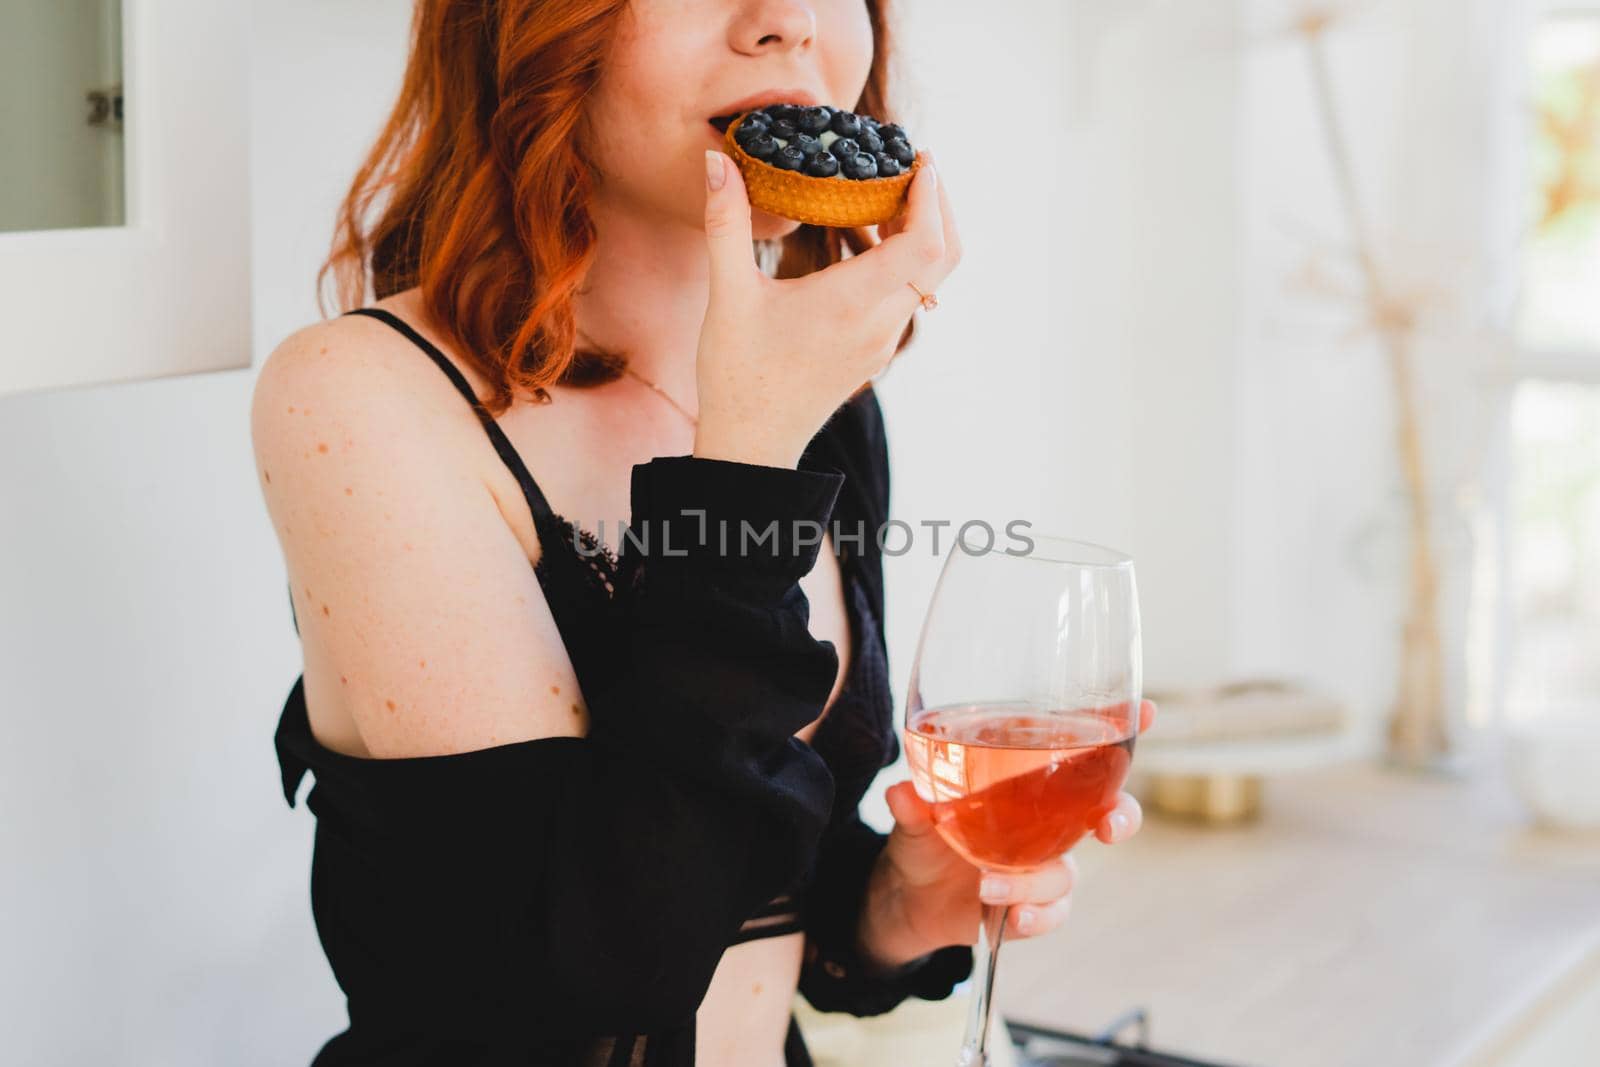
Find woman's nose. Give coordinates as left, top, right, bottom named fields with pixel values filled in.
left=727, top=0, right=817, bottom=56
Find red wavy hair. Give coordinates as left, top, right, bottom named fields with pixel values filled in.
left=319, top=0, right=908, bottom=417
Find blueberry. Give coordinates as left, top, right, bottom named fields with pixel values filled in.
left=743, top=133, right=779, bottom=160
left=740, top=110, right=771, bottom=130
left=878, top=123, right=908, bottom=144
left=768, top=104, right=802, bottom=125
left=842, top=151, right=879, bottom=180
left=874, top=153, right=902, bottom=177
left=804, top=151, right=841, bottom=178
left=772, top=145, right=807, bottom=171
left=734, top=120, right=767, bottom=148
left=768, top=117, right=799, bottom=141
left=793, top=133, right=824, bottom=157
left=828, top=111, right=862, bottom=139
left=859, top=115, right=881, bottom=132
left=882, top=137, right=914, bottom=166
left=799, top=106, right=833, bottom=135
left=856, top=128, right=884, bottom=154
left=829, top=137, right=861, bottom=161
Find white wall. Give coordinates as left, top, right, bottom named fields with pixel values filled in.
left=1, top=2, right=408, bottom=1062
left=1228, top=0, right=1511, bottom=732
left=876, top=0, right=1244, bottom=758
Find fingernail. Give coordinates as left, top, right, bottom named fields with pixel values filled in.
left=1016, top=907, right=1037, bottom=932
left=922, top=153, right=937, bottom=184
left=1109, top=812, right=1130, bottom=838
left=705, top=150, right=726, bottom=191
left=979, top=876, right=1010, bottom=903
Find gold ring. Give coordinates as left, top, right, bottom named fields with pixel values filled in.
left=907, top=281, right=939, bottom=311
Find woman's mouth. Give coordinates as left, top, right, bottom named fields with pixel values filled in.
left=708, top=114, right=738, bottom=135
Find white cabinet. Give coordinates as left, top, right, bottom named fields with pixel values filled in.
left=0, top=0, right=251, bottom=398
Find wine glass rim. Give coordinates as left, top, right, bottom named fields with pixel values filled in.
left=961, top=529, right=1134, bottom=567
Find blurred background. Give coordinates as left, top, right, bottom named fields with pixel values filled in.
left=1, top=1, right=1597, bottom=1064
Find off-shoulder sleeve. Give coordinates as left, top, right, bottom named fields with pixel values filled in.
left=794, top=387, right=975, bottom=1016
left=276, top=455, right=848, bottom=1042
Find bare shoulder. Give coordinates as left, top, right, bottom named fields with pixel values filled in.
left=252, top=313, right=587, bottom=758
left=252, top=312, right=477, bottom=454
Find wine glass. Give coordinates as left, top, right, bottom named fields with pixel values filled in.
left=903, top=531, right=1142, bottom=1067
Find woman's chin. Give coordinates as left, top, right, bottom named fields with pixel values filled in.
left=750, top=208, right=803, bottom=242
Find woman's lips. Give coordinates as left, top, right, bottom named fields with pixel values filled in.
left=705, top=90, right=822, bottom=136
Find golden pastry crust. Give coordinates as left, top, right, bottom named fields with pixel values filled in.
left=723, top=114, right=918, bottom=228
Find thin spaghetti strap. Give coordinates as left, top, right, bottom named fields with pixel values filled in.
left=342, top=307, right=557, bottom=526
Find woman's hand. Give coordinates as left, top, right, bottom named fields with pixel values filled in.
left=856, top=700, right=1157, bottom=970
left=693, top=149, right=960, bottom=469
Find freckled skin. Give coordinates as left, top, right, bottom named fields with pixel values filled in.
left=340, top=675, right=348, bottom=686
left=345, top=487, right=353, bottom=496
left=317, top=443, right=329, bottom=454
left=550, top=685, right=561, bottom=696
left=385, top=700, right=397, bottom=712
left=263, top=470, right=271, bottom=484
left=321, top=604, right=330, bottom=617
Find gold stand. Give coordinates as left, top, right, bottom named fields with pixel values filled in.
left=1148, top=773, right=1264, bottom=824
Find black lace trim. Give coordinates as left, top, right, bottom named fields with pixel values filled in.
left=534, top=514, right=621, bottom=601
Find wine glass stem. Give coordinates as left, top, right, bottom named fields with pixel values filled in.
left=958, top=902, right=1010, bottom=1066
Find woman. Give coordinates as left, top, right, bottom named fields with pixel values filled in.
left=253, top=2, right=1149, bottom=1064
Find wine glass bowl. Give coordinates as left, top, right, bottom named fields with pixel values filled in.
left=903, top=700, right=1137, bottom=873
left=903, top=532, right=1142, bottom=1066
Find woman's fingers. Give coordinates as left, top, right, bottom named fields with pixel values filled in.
left=981, top=853, right=1078, bottom=940
left=870, top=154, right=933, bottom=245
left=931, top=152, right=962, bottom=268
left=884, top=779, right=938, bottom=838
left=1010, top=892, right=1072, bottom=938
left=877, top=155, right=949, bottom=287
left=978, top=853, right=1078, bottom=907
left=1094, top=791, right=1144, bottom=844
left=1140, top=698, right=1157, bottom=734
left=701, top=151, right=759, bottom=298
left=832, top=157, right=951, bottom=306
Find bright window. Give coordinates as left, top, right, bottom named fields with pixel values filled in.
left=1507, top=9, right=1600, bottom=723
left=1520, top=13, right=1600, bottom=349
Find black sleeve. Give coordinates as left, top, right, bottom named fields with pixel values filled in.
left=794, top=387, right=975, bottom=1015
left=280, top=455, right=850, bottom=1042
left=796, top=812, right=975, bottom=1015
left=542, top=455, right=846, bottom=1023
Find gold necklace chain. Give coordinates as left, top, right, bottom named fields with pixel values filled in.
left=620, top=363, right=699, bottom=428
left=570, top=327, right=698, bottom=427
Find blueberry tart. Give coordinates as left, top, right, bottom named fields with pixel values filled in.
left=720, top=105, right=920, bottom=227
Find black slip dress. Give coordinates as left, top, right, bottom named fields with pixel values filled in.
left=273, top=307, right=973, bottom=1066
